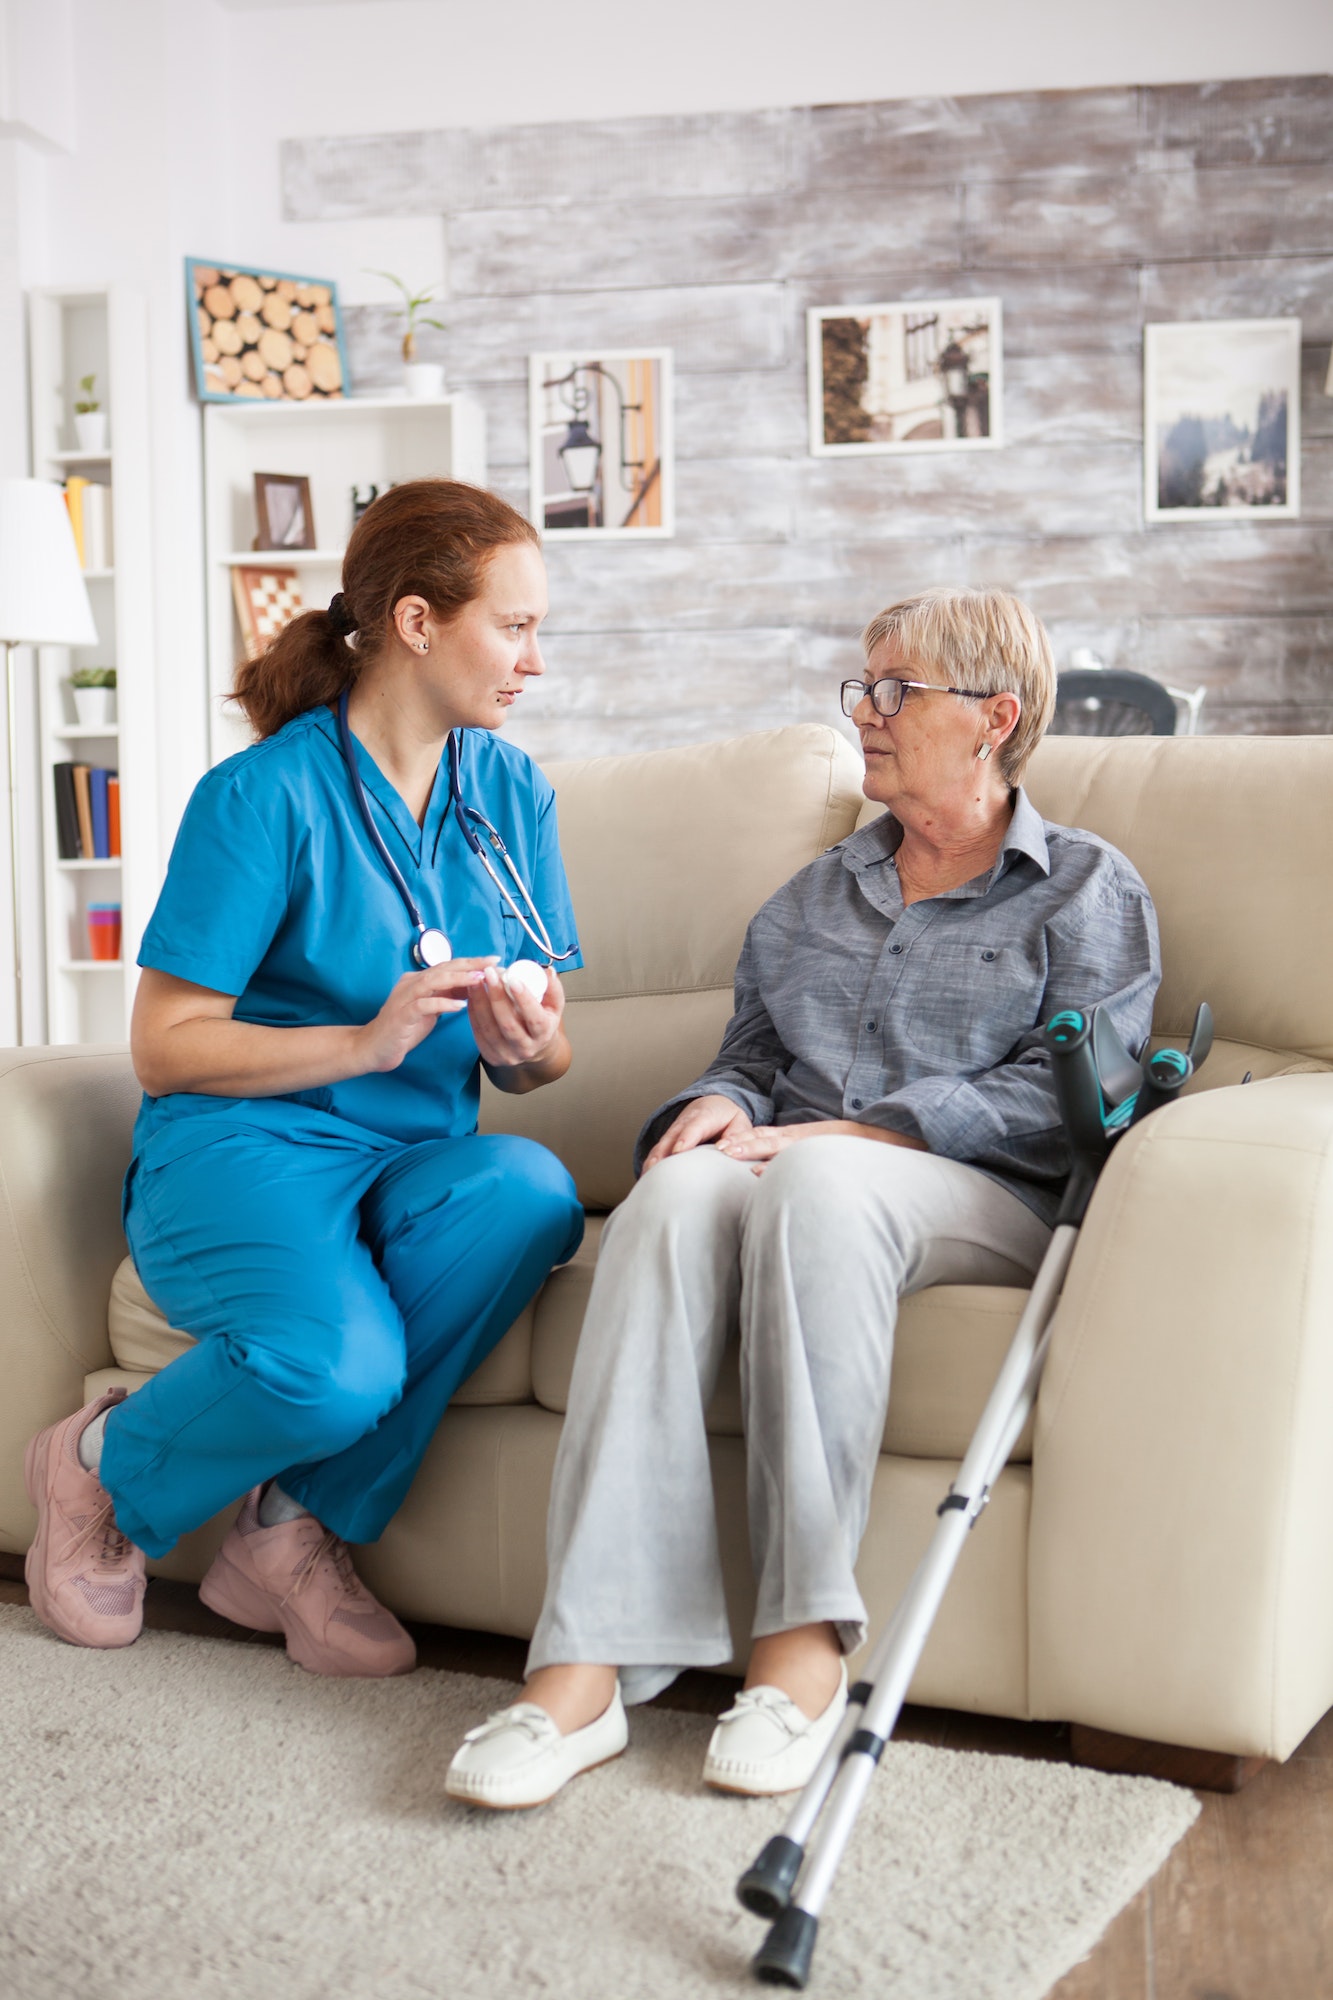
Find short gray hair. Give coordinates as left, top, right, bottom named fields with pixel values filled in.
left=861, top=587, right=1056, bottom=785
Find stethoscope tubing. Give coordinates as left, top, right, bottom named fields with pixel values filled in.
left=336, top=690, right=577, bottom=968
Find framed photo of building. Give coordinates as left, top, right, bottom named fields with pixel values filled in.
left=529, top=350, right=674, bottom=537
left=1144, top=318, right=1301, bottom=522
left=807, top=299, right=1003, bottom=455
left=187, top=258, right=349, bottom=404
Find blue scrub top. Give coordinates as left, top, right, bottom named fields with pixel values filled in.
left=132, top=704, right=581, bottom=1162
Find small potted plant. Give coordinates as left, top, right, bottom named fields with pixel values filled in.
left=73, top=375, right=108, bottom=454
left=69, top=666, right=117, bottom=729
left=368, top=271, right=446, bottom=399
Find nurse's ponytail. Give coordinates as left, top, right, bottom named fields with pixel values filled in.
left=231, top=479, right=540, bottom=740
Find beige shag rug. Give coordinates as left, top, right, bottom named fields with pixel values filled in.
left=0, top=1605, right=1198, bottom=2000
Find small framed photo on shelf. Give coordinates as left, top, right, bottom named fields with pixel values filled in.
left=1144, top=318, right=1301, bottom=522
left=807, top=298, right=1003, bottom=455
left=254, top=472, right=316, bottom=551
left=186, top=257, right=349, bottom=404
left=530, top=350, right=674, bottom=538
left=232, top=565, right=305, bottom=660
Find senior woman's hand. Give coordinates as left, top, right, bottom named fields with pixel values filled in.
left=716, top=1119, right=928, bottom=1176
left=642, top=1094, right=754, bottom=1171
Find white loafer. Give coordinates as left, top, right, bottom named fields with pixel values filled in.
left=703, top=1661, right=848, bottom=1797
left=445, top=1687, right=628, bottom=1811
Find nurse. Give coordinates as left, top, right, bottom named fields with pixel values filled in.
left=24, top=479, right=584, bottom=1677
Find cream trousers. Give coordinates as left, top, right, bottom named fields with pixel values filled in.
left=526, top=1137, right=1051, bottom=1704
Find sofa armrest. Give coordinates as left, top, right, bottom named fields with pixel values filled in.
left=0, top=1045, right=140, bottom=1553
left=1029, top=1074, right=1333, bottom=1760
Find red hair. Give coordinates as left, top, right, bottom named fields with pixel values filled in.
left=232, top=479, right=539, bottom=740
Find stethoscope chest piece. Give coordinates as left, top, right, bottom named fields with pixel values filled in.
left=415, top=926, right=452, bottom=968
left=337, top=688, right=576, bottom=970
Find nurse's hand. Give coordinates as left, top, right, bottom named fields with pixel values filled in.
left=360, top=958, right=499, bottom=1071
left=471, top=964, right=572, bottom=1093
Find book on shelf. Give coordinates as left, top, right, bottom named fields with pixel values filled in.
left=54, top=762, right=119, bottom=859
left=53, top=764, right=80, bottom=860
left=71, top=764, right=94, bottom=858
left=62, top=477, right=113, bottom=570
left=89, top=768, right=110, bottom=858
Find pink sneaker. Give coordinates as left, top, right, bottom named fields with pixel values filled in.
left=23, top=1389, right=147, bottom=1649
left=199, top=1489, right=416, bottom=1679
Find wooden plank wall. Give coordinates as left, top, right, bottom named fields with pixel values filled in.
left=281, top=77, right=1333, bottom=760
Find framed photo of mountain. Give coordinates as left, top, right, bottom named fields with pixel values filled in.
left=1144, top=319, right=1301, bottom=522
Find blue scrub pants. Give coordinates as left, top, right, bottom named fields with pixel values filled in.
left=103, top=1121, right=582, bottom=1559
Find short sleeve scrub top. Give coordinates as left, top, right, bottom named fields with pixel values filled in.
left=102, top=705, right=585, bottom=1559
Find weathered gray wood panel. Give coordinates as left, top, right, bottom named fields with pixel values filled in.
left=1141, top=257, right=1333, bottom=336
left=282, top=111, right=805, bottom=219
left=806, top=90, right=1142, bottom=187
left=447, top=186, right=966, bottom=295
left=964, top=167, right=1333, bottom=266
left=291, top=74, right=1333, bottom=745
left=1141, top=78, right=1333, bottom=169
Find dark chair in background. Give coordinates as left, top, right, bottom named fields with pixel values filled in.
left=1050, top=668, right=1180, bottom=737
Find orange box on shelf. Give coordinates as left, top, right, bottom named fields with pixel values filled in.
left=87, top=903, right=121, bottom=961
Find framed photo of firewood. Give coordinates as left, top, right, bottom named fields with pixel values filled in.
left=186, top=258, right=350, bottom=404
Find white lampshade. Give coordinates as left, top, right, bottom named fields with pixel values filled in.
left=0, top=478, right=97, bottom=647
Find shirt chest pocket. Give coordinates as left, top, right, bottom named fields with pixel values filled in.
left=896, top=938, right=1043, bottom=1068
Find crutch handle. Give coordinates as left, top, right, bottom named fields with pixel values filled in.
left=1045, top=1010, right=1110, bottom=1222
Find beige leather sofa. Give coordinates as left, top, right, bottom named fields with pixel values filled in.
left=3, top=725, right=1332, bottom=1767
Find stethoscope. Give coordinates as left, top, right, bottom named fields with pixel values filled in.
left=336, top=690, right=578, bottom=970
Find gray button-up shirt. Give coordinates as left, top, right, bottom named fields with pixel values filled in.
left=636, top=788, right=1161, bottom=1225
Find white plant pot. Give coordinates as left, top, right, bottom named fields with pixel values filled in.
left=74, top=411, right=109, bottom=453
left=71, top=686, right=117, bottom=729
left=403, top=363, right=445, bottom=401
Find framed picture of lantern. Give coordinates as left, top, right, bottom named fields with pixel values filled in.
left=529, top=350, right=674, bottom=537
left=186, top=257, right=350, bottom=404
left=807, top=298, right=1003, bottom=454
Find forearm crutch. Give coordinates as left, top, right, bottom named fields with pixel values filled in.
left=736, top=1000, right=1214, bottom=1990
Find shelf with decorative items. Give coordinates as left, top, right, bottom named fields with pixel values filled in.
left=202, top=392, right=486, bottom=766
left=28, top=285, right=159, bottom=1045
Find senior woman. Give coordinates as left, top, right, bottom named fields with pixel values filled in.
left=446, top=586, right=1160, bottom=1810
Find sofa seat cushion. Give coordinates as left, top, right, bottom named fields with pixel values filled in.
left=530, top=1217, right=1035, bottom=1462
left=107, top=1257, right=538, bottom=1406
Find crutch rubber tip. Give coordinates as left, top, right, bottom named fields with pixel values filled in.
left=753, top=1907, right=818, bottom=1989
left=737, top=1836, right=805, bottom=1919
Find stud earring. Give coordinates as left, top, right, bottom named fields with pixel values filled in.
left=977, top=743, right=992, bottom=761
left=419, top=643, right=429, bottom=654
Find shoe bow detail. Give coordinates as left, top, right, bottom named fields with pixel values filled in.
left=715, top=1686, right=808, bottom=1738
left=461, top=1703, right=561, bottom=1748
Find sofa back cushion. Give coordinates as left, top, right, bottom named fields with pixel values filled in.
left=1024, top=735, right=1333, bottom=1078
left=480, top=725, right=866, bottom=1207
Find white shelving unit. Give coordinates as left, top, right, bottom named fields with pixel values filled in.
left=203, top=394, right=486, bottom=767
left=28, top=286, right=159, bottom=1045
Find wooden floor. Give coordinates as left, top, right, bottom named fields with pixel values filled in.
left=4, top=1557, right=1330, bottom=1998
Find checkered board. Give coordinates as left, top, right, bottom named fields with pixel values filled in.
left=232, top=565, right=305, bottom=659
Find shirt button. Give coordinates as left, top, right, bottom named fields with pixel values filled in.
left=850, top=1098, right=864, bottom=1111
left=866, top=1021, right=877, bottom=1033
left=889, top=943, right=903, bottom=955
left=981, top=949, right=997, bottom=962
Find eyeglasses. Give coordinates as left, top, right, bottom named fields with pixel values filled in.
left=840, top=676, right=983, bottom=720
